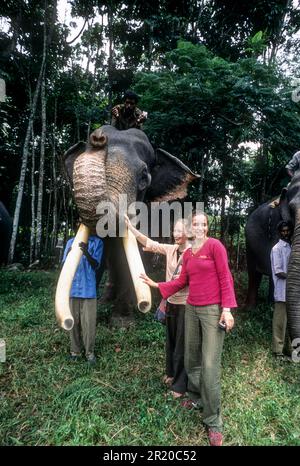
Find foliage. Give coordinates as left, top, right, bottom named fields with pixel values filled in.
left=1, top=1, right=300, bottom=262
left=135, top=40, right=300, bottom=211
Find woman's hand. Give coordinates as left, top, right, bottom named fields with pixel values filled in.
left=219, top=308, right=234, bottom=333
left=125, top=214, right=148, bottom=246
left=124, top=213, right=137, bottom=234
left=140, top=273, right=159, bottom=288
left=124, top=213, right=131, bottom=229
left=112, top=106, right=120, bottom=118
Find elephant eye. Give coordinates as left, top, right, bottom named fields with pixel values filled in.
left=138, top=167, right=151, bottom=191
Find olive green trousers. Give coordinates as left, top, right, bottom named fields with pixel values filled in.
left=184, top=303, right=225, bottom=432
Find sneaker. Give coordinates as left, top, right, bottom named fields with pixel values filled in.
left=208, top=428, right=223, bottom=446
left=68, top=353, right=81, bottom=362
left=86, top=353, right=97, bottom=365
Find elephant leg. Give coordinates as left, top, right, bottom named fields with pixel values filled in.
left=110, top=297, right=135, bottom=329
left=245, top=268, right=262, bottom=308
left=105, top=238, right=136, bottom=328
left=268, top=276, right=275, bottom=304
left=244, top=240, right=263, bottom=308
left=99, top=268, right=117, bottom=303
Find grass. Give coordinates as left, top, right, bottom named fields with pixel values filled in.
left=0, top=270, right=300, bottom=446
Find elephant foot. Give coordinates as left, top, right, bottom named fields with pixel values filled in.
left=241, top=302, right=255, bottom=311
left=243, top=295, right=258, bottom=310
left=98, top=282, right=116, bottom=304
left=110, top=311, right=135, bottom=329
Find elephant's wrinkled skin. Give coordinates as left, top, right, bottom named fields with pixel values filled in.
left=63, top=125, right=199, bottom=326
left=245, top=173, right=300, bottom=343
left=0, top=202, right=12, bottom=265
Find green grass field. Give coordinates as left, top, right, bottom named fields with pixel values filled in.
left=0, top=270, right=299, bottom=446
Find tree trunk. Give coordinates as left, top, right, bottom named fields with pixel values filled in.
left=51, top=98, right=58, bottom=252
left=199, top=151, right=208, bottom=199
left=35, top=60, right=47, bottom=260
left=220, top=193, right=226, bottom=243
left=260, top=142, right=268, bottom=203
left=86, top=40, right=100, bottom=142
left=269, top=0, right=291, bottom=65
left=44, top=189, right=52, bottom=254
left=8, top=23, right=47, bottom=263
left=107, top=3, right=114, bottom=110
left=235, top=201, right=241, bottom=272
left=29, top=124, right=36, bottom=265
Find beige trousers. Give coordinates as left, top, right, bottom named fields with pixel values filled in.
left=272, top=301, right=290, bottom=355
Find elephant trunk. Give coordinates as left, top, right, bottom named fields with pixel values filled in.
left=73, top=129, right=109, bottom=229
left=55, top=224, right=90, bottom=330
left=55, top=130, right=109, bottom=330
left=286, top=209, right=300, bottom=344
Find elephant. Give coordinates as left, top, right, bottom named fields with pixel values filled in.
left=0, top=201, right=12, bottom=265
left=245, top=172, right=300, bottom=344
left=55, top=125, right=199, bottom=329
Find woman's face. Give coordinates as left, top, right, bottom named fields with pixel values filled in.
left=173, top=221, right=188, bottom=245
left=191, top=214, right=208, bottom=240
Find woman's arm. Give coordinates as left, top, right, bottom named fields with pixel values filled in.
left=213, top=240, right=237, bottom=310
left=141, top=252, right=189, bottom=298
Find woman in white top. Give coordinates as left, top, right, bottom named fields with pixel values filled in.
left=125, top=214, right=190, bottom=398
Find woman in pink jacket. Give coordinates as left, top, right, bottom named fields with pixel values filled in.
left=141, top=211, right=237, bottom=446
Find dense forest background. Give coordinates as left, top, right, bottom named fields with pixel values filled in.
left=1, top=0, right=300, bottom=267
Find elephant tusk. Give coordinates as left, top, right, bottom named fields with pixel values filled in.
left=122, top=229, right=152, bottom=313
left=55, top=224, right=90, bottom=330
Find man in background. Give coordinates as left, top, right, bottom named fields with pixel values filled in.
left=270, top=221, right=293, bottom=360
left=111, top=90, right=147, bottom=130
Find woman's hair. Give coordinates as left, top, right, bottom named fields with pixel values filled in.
left=173, top=218, right=189, bottom=230
left=191, top=210, right=209, bottom=223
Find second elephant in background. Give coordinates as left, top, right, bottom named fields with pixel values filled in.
left=125, top=214, right=189, bottom=399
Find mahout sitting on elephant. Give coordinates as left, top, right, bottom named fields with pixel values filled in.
left=55, top=125, right=199, bottom=329
left=245, top=171, right=300, bottom=344
left=111, top=90, right=147, bottom=131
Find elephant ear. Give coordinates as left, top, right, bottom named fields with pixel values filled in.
left=145, top=148, right=200, bottom=201
left=279, top=187, right=292, bottom=222
left=63, top=141, right=87, bottom=185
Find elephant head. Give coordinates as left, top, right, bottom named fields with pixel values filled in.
left=55, top=125, right=199, bottom=329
